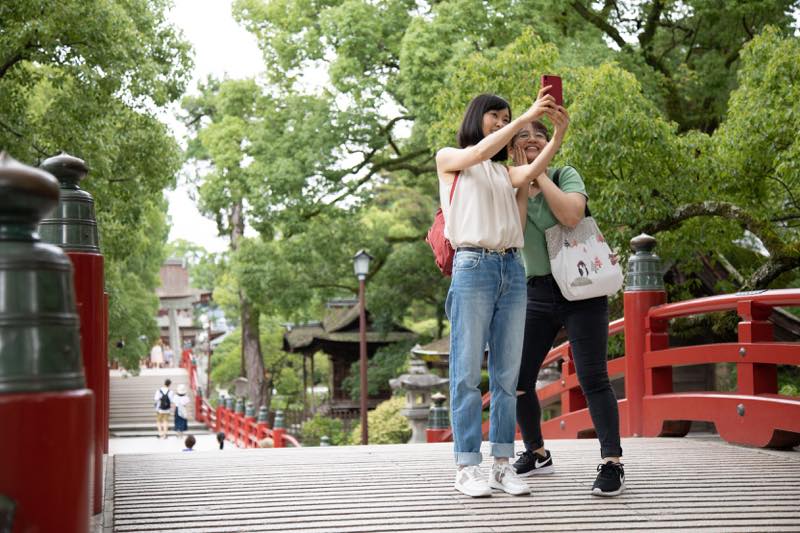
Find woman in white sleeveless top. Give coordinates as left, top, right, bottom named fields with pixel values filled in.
left=436, top=88, right=569, bottom=498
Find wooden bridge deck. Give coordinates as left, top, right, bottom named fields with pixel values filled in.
left=109, top=437, right=800, bottom=532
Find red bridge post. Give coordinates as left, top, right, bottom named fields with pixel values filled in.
left=736, top=301, right=777, bottom=395
left=244, top=402, right=256, bottom=447
left=273, top=410, right=286, bottom=448
left=0, top=153, right=94, bottom=532
left=38, top=153, right=106, bottom=515
left=426, top=392, right=450, bottom=442
left=256, top=405, right=270, bottom=443
left=622, top=234, right=666, bottom=437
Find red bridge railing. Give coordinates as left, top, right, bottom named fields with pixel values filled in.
left=639, top=289, right=800, bottom=447
left=432, top=289, right=800, bottom=449
left=180, top=350, right=300, bottom=448
left=428, top=236, right=800, bottom=450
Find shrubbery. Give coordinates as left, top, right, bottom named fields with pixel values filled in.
left=348, top=396, right=411, bottom=445
left=300, top=414, right=346, bottom=446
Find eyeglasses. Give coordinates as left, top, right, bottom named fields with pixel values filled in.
left=516, top=131, right=548, bottom=141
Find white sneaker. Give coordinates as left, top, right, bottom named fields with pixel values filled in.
left=489, top=463, right=531, bottom=495
left=454, top=465, right=492, bottom=497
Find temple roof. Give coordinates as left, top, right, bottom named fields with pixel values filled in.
left=283, top=300, right=415, bottom=354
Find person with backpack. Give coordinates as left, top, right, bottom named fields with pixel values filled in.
left=154, top=379, right=175, bottom=439
left=434, top=87, right=568, bottom=498
left=509, top=119, right=625, bottom=496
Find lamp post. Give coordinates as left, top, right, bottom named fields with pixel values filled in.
left=353, top=249, right=372, bottom=445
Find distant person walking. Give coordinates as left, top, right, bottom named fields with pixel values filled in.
left=173, top=384, right=190, bottom=438
left=163, top=344, right=174, bottom=368
left=150, top=340, right=164, bottom=368
left=154, top=379, right=174, bottom=439
left=182, top=435, right=196, bottom=452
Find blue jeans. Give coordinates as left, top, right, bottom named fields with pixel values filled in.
left=446, top=248, right=527, bottom=466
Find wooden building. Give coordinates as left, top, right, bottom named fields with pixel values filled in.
left=283, top=299, right=416, bottom=415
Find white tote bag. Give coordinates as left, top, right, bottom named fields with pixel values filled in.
left=541, top=169, right=623, bottom=301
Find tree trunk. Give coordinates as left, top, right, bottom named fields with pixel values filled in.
left=230, top=199, right=269, bottom=409
left=241, top=295, right=268, bottom=409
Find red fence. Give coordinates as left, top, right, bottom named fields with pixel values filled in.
left=431, top=289, right=800, bottom=449
left=180, top=351, right=300, bottom=448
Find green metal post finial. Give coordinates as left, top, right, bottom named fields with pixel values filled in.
left=427, top=392, right=449, bottom=430
left=38, top=152, right=100, bottom=253
left=0, top=152, right=85, bottom=393
left=40, top=152, right=88, bottom=189
left=274, top=410, right=285, bottom=429
left=257, top=405, right=268, bottom=423
left=225, top=396, right=234, bottom=410
left=245, top=401, right=254, bottom=418
left=625, top=233, right=665, bottom=291
left=0, top=151, right=60, bottom=241
left=320, top=435, right=331, bottom=446
left=235, top=398, right=244, bottom=414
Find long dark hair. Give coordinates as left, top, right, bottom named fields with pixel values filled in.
left=456, top=94, right=511, bottom=162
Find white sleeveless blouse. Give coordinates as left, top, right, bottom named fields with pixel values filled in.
left=439, top=160, right=524, bottom=250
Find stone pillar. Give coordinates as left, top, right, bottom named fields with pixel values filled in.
left=167, top=306, right=181, bottom=367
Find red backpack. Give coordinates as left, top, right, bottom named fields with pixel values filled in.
left=425, top=172, right=460, bottom=276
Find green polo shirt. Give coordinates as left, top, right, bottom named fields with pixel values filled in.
left=521, top=166, right=588, bottom=277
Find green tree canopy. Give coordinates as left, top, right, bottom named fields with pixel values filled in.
left=183, top=1, right=799, bottom=405
left=1, top=0, right=193, bottom=369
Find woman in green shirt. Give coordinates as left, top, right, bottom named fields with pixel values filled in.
left=510, top=119, right=625, bottom=497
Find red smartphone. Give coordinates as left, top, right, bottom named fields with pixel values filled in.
left=541, top=74, right=563, bottom=106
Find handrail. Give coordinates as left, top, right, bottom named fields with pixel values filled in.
left=180, top=349, right=300, bottom=448
left=648, top=289, right=800, bottom=321
left=428, top=288, right=800, bottom=449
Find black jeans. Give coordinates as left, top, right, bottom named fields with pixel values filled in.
left=516, top=274, right=623, bottom=458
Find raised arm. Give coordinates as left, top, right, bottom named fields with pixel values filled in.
left=507, top=106, right=569, bottom=188
left=515, top=185, right=529, bottom=233
left=537, top=177, right=586, bottom=228
left=510, top=143, right=530, bottom=232
left=436, top=89, right=556, bottom=183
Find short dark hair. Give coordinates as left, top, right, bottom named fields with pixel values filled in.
left=532, top=120, right=550, bottom=141
left=164, top=379, right=171, bottom=386
left=185, top=435, right=196, bottom=449
left=457, top=94, right=511, bottom=162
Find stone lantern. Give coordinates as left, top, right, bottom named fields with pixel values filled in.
left=389, top=358, right=448, bottom=443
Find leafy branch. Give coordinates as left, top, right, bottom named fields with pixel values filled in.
left=641, top=201, right=800, bottom=289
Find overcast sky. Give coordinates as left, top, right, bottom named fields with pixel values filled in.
left=163, top=0, right=263, bottom=253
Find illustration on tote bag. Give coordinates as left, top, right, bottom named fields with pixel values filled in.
left=545, top=216, right=623, bottom=301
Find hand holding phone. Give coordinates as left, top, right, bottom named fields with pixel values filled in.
left=540, top=75, right=563, bottom=106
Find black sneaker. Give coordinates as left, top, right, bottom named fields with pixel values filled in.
left=592, top=461, right=625, bottom=497
left=512, top=449, right=555, bottom=477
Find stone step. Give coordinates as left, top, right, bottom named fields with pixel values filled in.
left=109, top=369, right=196, bottom=429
